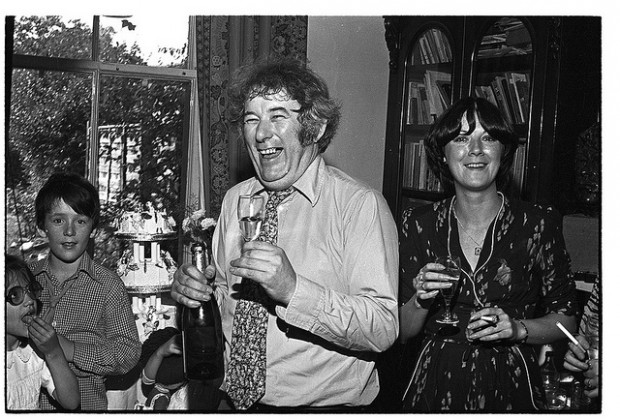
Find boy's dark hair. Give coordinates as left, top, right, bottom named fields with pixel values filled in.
left=425, top=96, right=519, bottom=192
left=5, top=254, right=37, bottom=289
left=228, top=57, right=341, bottom=153
left=35, top=172, right=100, bottom=230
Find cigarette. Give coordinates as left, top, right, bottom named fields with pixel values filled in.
left=556, top=321, right=588, bottom=354
left=480, top=315, right=499, bottom=325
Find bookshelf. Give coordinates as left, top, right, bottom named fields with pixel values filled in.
left=382, top=16, right=601, bottom=223
left=399, top=24, right=456, bottom=206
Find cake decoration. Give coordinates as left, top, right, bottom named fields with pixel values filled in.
left=115, top=202, right=178, bottom=293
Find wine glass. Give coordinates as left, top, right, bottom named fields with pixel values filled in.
left=435, top=255, right=462, bottom=325
left=237, top=195, right=265, bottom=241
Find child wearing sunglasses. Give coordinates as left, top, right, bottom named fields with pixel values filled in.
left=6, top=254, right=80, bottom=410
left=29, top=172, right=141, bottom=410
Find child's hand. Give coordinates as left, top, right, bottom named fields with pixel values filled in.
left=157, top=335, right=182, bottom=358
left=28, top=316, right=62, bottom=358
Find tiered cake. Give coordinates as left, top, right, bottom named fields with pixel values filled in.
left=115, top=203, right=178, bottom=293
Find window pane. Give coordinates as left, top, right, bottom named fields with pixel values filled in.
left=13, top=15, right=93, bottom=59
left=6, top=68, right=92, bottom=260
left=96, top=75, right=189, bottom=267
left=99, top=15, right=188, bottom=67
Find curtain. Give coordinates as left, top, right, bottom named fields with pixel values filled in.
left=192, top=16, right=308, bottom=217
left=186, top=17, right=207, bottom=213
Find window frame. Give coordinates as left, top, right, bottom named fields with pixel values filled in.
left=10, top=15, right=197, bottom=193
left=9, top=15, right=199, bottom=262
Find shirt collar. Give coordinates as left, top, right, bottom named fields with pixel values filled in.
left=7, top=345, right=34, bottom=369
left=31, top=251, right=101, bottom=284
left=249, top=155, right=324, bottom=206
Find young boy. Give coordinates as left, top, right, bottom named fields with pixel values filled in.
left=30, top=172, right=141, bottom=410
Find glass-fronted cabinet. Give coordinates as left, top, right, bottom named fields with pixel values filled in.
left=382, top=16, right=600, bottom=225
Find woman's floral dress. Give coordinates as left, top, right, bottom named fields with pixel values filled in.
left=400, top=193, right=577, bottom=412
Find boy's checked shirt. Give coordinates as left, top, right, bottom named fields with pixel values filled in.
left=31, top=252, right=140, bottom=410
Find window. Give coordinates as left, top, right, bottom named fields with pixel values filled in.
left=6, top=16, right=196, bottom=269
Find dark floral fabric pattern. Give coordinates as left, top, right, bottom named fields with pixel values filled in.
left=400, top=194, right=577, bottom=412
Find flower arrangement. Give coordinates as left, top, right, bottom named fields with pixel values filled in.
left=181, top=209, right=217, bottom=247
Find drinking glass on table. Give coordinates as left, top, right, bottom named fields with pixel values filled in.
left=238, top=195, right=265, bottom=241
left=435, top=255, right=461, bottom=325
left=546, top=388, right=568, bottom=410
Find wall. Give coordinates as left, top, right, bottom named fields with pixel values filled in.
left=307, top=16, right=389, bottom=192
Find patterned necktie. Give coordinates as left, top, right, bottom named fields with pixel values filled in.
left=227, top=187, right=295, bottom=410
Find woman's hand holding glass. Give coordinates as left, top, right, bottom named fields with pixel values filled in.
left=412, top=260, right=458, bottom=309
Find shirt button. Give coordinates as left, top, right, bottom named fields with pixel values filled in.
left=52, top=321, right=57, bottom=328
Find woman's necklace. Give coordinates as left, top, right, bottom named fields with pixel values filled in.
left=452, top=194, right=503, bottom=257
left=454, top=215, right=484, bottom=255
left=452, top=206, right=490, bottom=256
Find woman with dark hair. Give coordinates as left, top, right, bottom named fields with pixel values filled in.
left=399, top=97, right=577, bottom=411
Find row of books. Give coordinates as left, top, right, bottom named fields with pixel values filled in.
left=406, top=70, right=452, bottom=125
left=413, top=28, right=453, bottom=65
left=402, top=141, right=443, bottom=192
left=475, top=72, right=530, bottom=124
left=402, top=140, right=526, bottom=193
left=510, top=143, right=527, bottom=191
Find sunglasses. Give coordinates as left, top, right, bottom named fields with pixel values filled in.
left=6, top=282, right=42, bottom=306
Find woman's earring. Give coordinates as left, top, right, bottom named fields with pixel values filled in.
left=442, top=156, right=447, bottom=163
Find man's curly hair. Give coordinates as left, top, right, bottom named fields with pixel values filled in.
left=228, top=57, right=341, bottom=153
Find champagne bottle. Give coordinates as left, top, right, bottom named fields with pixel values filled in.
left=181, top=242, right=224, bottom=382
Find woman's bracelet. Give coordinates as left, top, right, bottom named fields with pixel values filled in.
left=515, top=319, right=529, bottom=344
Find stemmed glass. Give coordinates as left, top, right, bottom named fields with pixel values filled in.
left=237, top=195, right=265, bottom=241
left=435, top=255, right=462, bottom=325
